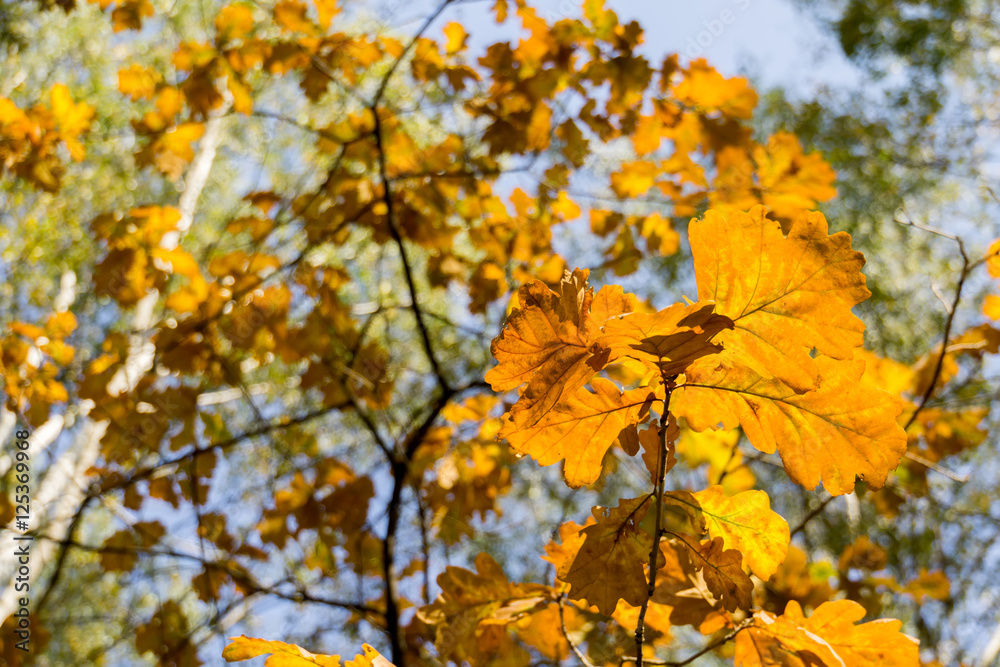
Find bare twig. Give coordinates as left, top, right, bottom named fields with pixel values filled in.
left=558, top=593, right=596, bottom=667
left=894, top=211, right=974, bottom=485
left=621, top=618, right=754, bottom=666
left=635, top=377, right=675, bottom=666
left=789, top=495, right=836, bottom=539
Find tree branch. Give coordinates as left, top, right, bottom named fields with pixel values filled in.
left=635, top=377, right=675, bottom=667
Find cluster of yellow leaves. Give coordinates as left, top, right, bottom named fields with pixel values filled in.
left=0, top=84, right=93, bottom=191
left=91, top=205, right=195, bottom=306
left=540, top=487, right=786, bottom=619
left=257, top=462, right=375, bottom=575
left=476, top=203, right=915, bottom=664
left=0, top=311, right=77, bottom=425
left=856, top=322, right=997, bottom=510
left=490, top=207, right=907, bottom=495
left=416, top=552, right=555, bottom=664
left=414, top=397, right=515, bottom=545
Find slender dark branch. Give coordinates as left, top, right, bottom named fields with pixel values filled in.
left=558, top=592, right=595, bottom=667
left=789, top=495, right=836, bottom=539
left=371, top=0, right=456, bottom=108
left=35, top=534, right=382, bottom=617
left=92, top=403, right=350, bottom=497
left=621, top=618, right=754, bottom=666
left=635, top=377, right=675, bottom=667
left=380, top=382, right=467, bottom=665
left=372, top=108, right=449, bottom=393
left=418, top=498, right=431, bottom=606
left=33, top=495, right=95, bottom=617
left=896, top=212, right=969, bottom=432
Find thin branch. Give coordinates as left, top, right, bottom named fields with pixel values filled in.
left=372, top=107, right=449, bottom=393
left=92, top=403, right=350, bottom=497
left=902, top=451, right=969, bottom=483
left=558, top=593, right=595, bottom=667
left=36, top=534, right=382, bottom=617
left=371, top=0, right=456, bottom=108
left=789, top=495, right=836, bottom=539
left=895, top=211, right=969, bottom=433
left=635, top=377, right=675, bottom=667
left=620, top=618, right=754, bottom=666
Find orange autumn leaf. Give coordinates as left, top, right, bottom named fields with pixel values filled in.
left=650, top=538, right=731, bottom=633
left=498, top=378, right=654, bottom=487
left=118, top=63, right=161, bottom=100
left=675, top=357, right=907, bottom=494
left=416, top=552, right=552, bottom=661
left=735, top=600, right=919, bottom=667
left=561, top=496, right=654, bottom=614
left=689, top=206, right=870, bottom=393
left=312, top=0, right=339, bottom=31
left=486, top=268, right=634, bottom=428
left=514, top=602, right=575, bottom=660
left=596, top=300, right=733, bottom=376
left=672, top=59, right=757, bottom=119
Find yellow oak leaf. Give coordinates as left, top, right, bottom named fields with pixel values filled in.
left=118, top=63, right=161, bottom=100
left=689, top=206, right=870, bottom=393
left=690, top=485, right=789, bottom=580
left=345, top=645, right=395, bottom=667
left=50, top=83, right=94, bottom=160
left=222, top=635, right=342, bottom=665
left=674, top=357, right=907, bottom=495
left=313, top=0, right=339, bottom=31
left=498, top=378, right=655, bottom=487
left=214, top=4, right=255, bottom=41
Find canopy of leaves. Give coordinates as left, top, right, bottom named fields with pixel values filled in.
left=0, top=1, right=994, bottom=666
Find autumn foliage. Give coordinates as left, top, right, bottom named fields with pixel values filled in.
left=1, top=0, right=996, bottom=666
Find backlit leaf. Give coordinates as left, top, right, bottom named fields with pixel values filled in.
left=498, top=378, right=655, bottom=487
left=690, top=485, right=790, bottom=580
left=675, top=357, right=907, bottom=495
left=689, top=206, right=870, bottom=393
left=562, top=496, right=654, bottom=614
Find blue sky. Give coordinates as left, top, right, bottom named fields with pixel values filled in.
left=373, top=0, right=862, bottom=94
